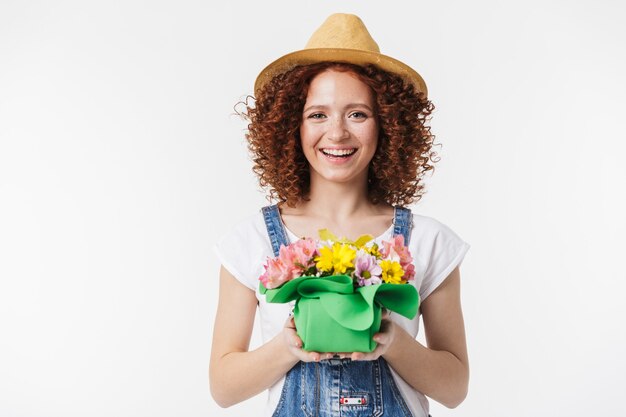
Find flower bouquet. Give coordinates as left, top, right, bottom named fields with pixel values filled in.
left=259, top=229, right=419, bottom=353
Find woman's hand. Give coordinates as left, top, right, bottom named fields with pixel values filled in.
left=283, top=316, right=334, bottom=362
left=337, top=310, right=397, bottom=361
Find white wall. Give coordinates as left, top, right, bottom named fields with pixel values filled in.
left=1, top=1, right=625, bottom=416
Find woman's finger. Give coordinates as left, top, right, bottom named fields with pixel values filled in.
left=292, top=335, right=303, bottom=348
left=284, top=316, right=297, bottom=329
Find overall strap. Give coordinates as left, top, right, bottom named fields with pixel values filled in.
left=392, top=206, right=413, bottom=245
left=261, top=204, right=290, bottom=257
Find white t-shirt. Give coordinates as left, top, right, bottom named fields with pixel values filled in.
left=213, top=209, right=471, bottom=417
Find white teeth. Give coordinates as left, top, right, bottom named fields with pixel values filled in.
left=322, top=148, right=356, bottom=156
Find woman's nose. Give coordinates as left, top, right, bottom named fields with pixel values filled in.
left=327, top=117, right=349, bottom=141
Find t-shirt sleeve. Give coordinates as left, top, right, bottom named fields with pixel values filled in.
left=419, top=219, right=471, bottom=301
left=213, top=241, right=254, bottom=290
left=212, top=215, right=268, bottom=291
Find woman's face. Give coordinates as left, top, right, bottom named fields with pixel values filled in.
left=300, top=69, right=378, bottom=187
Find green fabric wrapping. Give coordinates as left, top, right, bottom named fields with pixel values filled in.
left=259, top=275, right=419, bottom=352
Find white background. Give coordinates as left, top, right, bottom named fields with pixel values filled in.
left=1, top=1, right=625, bottom=416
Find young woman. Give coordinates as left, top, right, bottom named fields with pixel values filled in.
left=210, top=13, right=470, bottom=417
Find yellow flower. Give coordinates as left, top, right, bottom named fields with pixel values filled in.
left=315, top=242, right=356, bottom=275
left=365, top=243, right=382, bottom=258
left=380, top=260, right=405, bottom=284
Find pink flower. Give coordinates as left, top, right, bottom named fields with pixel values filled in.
left=291, top=238, right=318, bottom=271
left=355, top=250, right=382, bottom=287
left=259, top=239, right=319, bottom=289
left=259, top=255, right=294, bottom=289
left=402, top=262, right=415, bottom=282
left=380, top=235, right=415, bottom=281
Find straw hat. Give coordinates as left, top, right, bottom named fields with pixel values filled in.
left=254, top=13, right=428, bottom=97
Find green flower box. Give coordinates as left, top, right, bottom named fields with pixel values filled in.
left=260, top=275, right=419, bottom=353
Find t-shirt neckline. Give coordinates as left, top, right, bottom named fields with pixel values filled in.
left=282, top=221, right=395, bottom=243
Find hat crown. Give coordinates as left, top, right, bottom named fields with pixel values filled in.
left=304, top=13, right=380, bottom=53
left=254, top=13, right=427, bottom=97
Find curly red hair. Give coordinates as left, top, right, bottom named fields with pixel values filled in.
left=240, top=62, right=439, bottom=207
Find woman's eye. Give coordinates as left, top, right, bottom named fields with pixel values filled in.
left=350, top=111, right=368, bottom=119
left=308, top=113, right=326, bottom=119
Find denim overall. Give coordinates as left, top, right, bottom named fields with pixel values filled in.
left=262, top=204, right=429, bottom=417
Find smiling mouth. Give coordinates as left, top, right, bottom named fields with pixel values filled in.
left=320, top=148, right=357, bottom=158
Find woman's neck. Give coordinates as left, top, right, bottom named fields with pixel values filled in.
left=278, top=173, right=395, bottom=241
left=294, top=173, right=381, bottom=222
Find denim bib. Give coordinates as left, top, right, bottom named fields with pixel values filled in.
left=261, top=204, right=424, bottom=417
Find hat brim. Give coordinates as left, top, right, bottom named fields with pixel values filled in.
left=254, top=48, right=428, bottom=98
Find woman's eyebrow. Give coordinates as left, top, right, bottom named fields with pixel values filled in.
left=303, top=103, right=374, bottom=113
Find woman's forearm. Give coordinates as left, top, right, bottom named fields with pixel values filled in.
left=383, top=325, right=469, bottom=409
left=210, top=333, right=299, bottom=408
